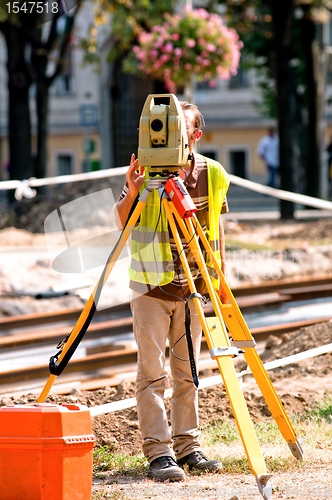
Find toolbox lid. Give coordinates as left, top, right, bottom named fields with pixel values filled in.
left=0, top=403, right=93, bottom=438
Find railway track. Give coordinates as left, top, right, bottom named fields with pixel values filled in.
left=1, top=275, right=331, bottom=398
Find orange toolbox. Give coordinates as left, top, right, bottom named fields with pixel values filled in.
left=0, top=403, right=95, bottom=500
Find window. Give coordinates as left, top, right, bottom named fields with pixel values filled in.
left=199, top=149, right=218, bottom=161
left=54, top=47, right=74, bottom=95
left=196, top=79, right=219, bottom=91
left=229, top=65, right=249, bottom=89
left=56, top=154, right=73, bottom=176
left=82, top=159, right=101, bottom=172
left=227, top=148, right=249, bottom=178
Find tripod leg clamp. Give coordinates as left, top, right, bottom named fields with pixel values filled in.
left=209, top=346, right=240, bottom=359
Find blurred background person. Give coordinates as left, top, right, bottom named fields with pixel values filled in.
left=257, top=127, right=280, bottom=189
left=326, top=135, right=332, bottom=197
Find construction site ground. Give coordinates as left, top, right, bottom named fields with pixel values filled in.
left=1, top=178, right=332, bottom=499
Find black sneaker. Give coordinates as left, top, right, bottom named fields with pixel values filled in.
left=177, top=450, right=222, bottom=471
left=148, top=456, right=186, bottom=481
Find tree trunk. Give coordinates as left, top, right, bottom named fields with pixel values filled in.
left=271, top=0, right=297, bottom=219
left=35, top=81, right=49, bottom=179
left=300, top=14, right=324, bottom=200
left=5, top=25, right=32, bottom=183
left=34, top=52, right=49, bottom=180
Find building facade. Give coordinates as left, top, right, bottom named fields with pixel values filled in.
left=2, top=4, right=331, bottom=186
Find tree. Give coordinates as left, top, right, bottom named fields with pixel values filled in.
left=218, top=0, right=332, bottom=218
left=0, top=0, right=81, bottom=186
left=0, top=4, right=35, bottom=182
left=31, top=4, right=82, bottom=179
left=81, top=0, right=178, bottom=166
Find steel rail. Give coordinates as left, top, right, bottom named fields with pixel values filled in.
left=1, top=274, right=331, bottom=332
left=1, top=275, right=332, bottom=349
left=0, top=275, right=332, bottom=396
left=0, top=291, right=319, bottom=350
left=1, top=315, right=331, bottom=396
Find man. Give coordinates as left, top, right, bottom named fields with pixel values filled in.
left=115, top=101, right=229, bottom=481
left=257, top=127, right=279, bottom=188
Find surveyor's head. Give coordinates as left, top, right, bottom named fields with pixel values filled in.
left=180, top=101, right=204, bottom=150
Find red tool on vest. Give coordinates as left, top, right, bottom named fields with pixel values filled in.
left=164, top=177, right=197, bottom=219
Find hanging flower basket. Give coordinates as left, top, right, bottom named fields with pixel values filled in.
left=124, top=8, right=243, bottom=93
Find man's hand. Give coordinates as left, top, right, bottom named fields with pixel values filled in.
left=127, top=154, right=145, bottom=195
left=114, top=154, right=145, bottom=228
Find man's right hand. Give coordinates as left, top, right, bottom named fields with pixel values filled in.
left=127, top=153, right=145, bottom=195
left=114, top=154, right=145, bottom=229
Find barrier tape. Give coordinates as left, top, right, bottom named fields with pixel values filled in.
left=1, top=166, right=332, bottom=210
left=0, top=166, right=128, bottom=200
left=228, top=174, right=332, bottom=211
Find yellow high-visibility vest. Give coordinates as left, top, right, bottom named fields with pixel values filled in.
left=129, top=155, right=230, bottom=288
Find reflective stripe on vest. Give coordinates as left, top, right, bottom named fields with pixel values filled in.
left=128, top=171, right=174, bottom=286
left=129, top=160, right=229, bottom=288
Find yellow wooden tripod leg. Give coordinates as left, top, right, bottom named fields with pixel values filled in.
left=192, top=214, right=303, bottom=460
left=242, top=347, right=303, bottom=460
left=206, top=317, right=272, bottom=500
left=37, top=190, right=150, bottom=403
left=163, top=200, right=272, bottom=499
left=218, top=296, right=303, bottom=460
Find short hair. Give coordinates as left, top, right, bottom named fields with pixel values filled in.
left=180, top=101, right=205, bottom=130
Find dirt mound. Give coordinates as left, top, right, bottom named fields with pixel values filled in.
left=268, top=218, right=332, bottom=241
left=5, top=321, right=331, bottom=455
left=0, top=174, right=126, bottom=233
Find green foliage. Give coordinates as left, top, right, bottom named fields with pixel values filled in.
left=201, top=418, right=287, bottom=448
left=86, top=0, right=176, bottom=63
left=0, top=0, right=8, bottom=22
left=200, top=419, right=241, bottom=445
left=92, top=491, right=128, bottom=500
left=218, top=456, right=251, bottom=474
left=218, top=1, right=279, bottom=117
left=304, top=395, right=332, bottom=423
left=93, top=446, right=147, bottom=478
left=219, top=454, right=298, bottom=473
left=265, top=456, right=300, bottom=472
left=218, top=0, right=331, bottom=118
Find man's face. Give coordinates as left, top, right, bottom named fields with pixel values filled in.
left=183, top=109, right=202, bottom=151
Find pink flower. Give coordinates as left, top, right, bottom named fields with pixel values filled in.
left=162, top=42, right=173, bottom=53
left=149, top=49, right=159, bottom=61
left=206, top=43, right=216, bottom=52
left=159, top=54, right=170, bottom=64
left=187, top=39, right=196, bottom=48
left=129, top=6, right=242, bottom=93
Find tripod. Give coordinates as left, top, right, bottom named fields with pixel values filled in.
left=38, top=176, right=303, bottom=500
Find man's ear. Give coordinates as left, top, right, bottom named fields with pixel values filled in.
left=194, top=130, right=203, bottom=142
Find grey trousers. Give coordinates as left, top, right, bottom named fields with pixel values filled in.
left=131, top=294, right=202, bottom=463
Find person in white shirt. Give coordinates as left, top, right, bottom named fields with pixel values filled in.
left=257, top=127, right=279, bottom=188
